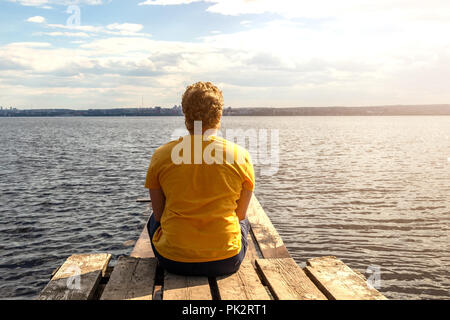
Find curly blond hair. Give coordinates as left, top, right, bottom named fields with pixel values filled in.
left=182, top=81, right=224, bottom=133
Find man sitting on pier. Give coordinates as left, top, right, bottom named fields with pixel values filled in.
left=145, top=81, right=255, bottom=276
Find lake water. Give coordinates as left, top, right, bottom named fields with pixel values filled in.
left=0, top=116, right=449, bottom=299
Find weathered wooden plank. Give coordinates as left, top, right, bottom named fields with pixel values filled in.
left=130, top=218, right=155, bottom=258
left=304, top=256, right=387, bottom=300
left=247, top=195, right=290, bottom=259
left=216, top=260, right=271, bottom=300
left=255, top=258, right=327, bottom=300
left=244, top=228, right=260, bottom=266
left=163, top=272, right=212, bottom=300
left=152, top=263, right=164, bottom=300
left=101, top=256, right=157, bottom=300
left=38, top=253, right=111, bottom=300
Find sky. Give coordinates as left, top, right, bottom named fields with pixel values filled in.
left=1, top=0, right=450, bottom=109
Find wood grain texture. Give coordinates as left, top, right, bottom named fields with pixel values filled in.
left=163, top=272, right=212, bottom=300
left=216, top=260, right=271, bottom=300
left=130, top=217, right=155, bottom=258
left=244, top=228, right=260, bottom=267
left=101, top=256, right=157, bottom=300
left=247, top=195, right=290, bottom=259
left=136, top=198, right=151, bottom=203
left=304, top=256, right=387, bottom=300
left=38, top=253, right=111, bottom=300
left=256, top=258, right=327, bottom=300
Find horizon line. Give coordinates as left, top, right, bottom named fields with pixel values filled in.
left=3, top=103, right=450, bottom=111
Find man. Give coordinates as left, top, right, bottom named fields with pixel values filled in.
left=145, top=81, right=254, bottom=276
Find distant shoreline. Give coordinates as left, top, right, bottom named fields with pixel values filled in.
left=1, top=105, right=450, bottom=117
left=2, top=115, right=450, bottom=118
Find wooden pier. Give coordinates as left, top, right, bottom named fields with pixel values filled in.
left=38, top=195, right=387, bottom=300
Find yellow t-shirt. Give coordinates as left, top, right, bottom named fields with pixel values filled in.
left=144, top=134, right=255, bottom=263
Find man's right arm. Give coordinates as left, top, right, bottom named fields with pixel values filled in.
left=150, top=188, right=165, bottom=222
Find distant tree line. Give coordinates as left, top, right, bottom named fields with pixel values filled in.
left=1, top=105, right=450, bottom=117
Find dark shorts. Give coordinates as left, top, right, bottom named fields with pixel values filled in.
left=147, top=215, right=249, bottom=277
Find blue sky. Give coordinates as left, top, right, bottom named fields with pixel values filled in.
left=1, top=0, right=450, bottom=109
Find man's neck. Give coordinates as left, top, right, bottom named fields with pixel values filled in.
left=190, top=128, right=218, bottom=136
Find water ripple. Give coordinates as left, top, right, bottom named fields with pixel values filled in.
left=1, top=116, right=449, bottom=300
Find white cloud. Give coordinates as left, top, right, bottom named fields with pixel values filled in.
left=107, top=23, right=144, bottom=33
left=11, top=0, right=50, bottom=7
left=36, top=31, right=91, bottom=37
left=40, top=22, right=151, bottom=37
left=139, top=0, right=450, bottom=21
left=27, top=16, right=46, bottom=23
left=3, top=25, right=450, bottom=109
left=4, top=0, right=450, bottom=108
left=10, top=0, right=106, bottom=7
left=139, top=0, right=201, bottom=5
left=5, top=42, right=52, bottom=48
